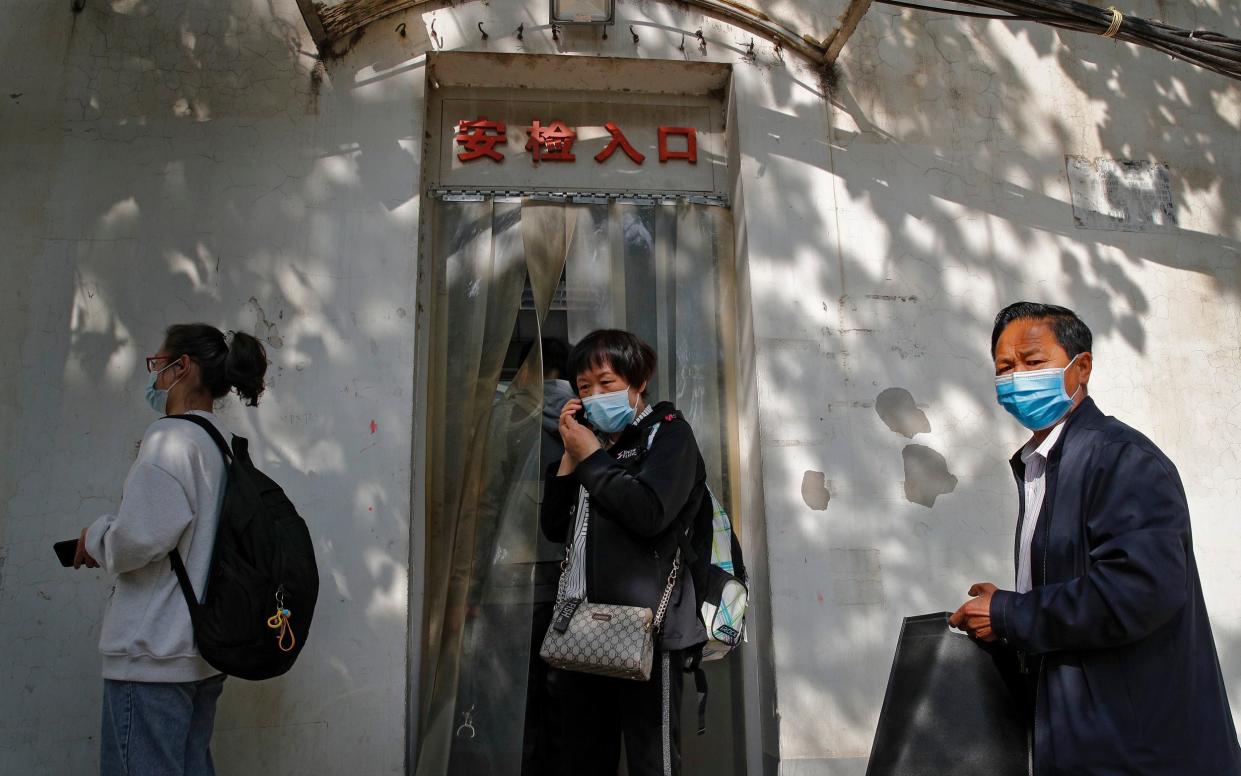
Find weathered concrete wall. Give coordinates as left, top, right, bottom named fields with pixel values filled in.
left=0, top=0, right=420, bottom=772
left=2, top=0, right=1240, bottom=774
left=760, top=2, right=1241, bottom=773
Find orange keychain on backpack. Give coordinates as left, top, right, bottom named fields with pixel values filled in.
left=266, top=589, right=296, bottom=653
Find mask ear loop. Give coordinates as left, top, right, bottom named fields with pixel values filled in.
left=1062, top=353, right=1084, bottom=402
left=161, top=357, right=188, bottom=404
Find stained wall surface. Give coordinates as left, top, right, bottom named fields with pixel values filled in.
left=1, top=1, right=1239, bottom=774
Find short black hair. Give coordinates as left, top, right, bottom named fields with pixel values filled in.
left=567, top=329, right=657, bottom=396
left=991, top=302, right=1093, bottom=359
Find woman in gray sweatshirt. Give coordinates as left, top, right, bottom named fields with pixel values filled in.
left=74, top=323, right=267, bottom=776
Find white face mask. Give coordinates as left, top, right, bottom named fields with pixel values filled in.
left=145, top=359, right=183, bottom=414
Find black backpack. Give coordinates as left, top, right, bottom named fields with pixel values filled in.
left=637, top=411, right=749, bottom=638
left=167, top=414, right=320, bottom=680
left=640, top=411, right=749, bottom=734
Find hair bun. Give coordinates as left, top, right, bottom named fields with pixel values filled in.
left=223, top=331, right=268, bottom=407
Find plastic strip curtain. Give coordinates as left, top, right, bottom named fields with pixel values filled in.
left=418, top=199, right=731, bottom=776
left=563, top=200, right=729, bottom=487
left=419, top=200, right=567, bottom=776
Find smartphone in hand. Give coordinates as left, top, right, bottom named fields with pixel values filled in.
left=53, top=539, right=79, bottom=567
left=574, top=407, right=593, bottom=431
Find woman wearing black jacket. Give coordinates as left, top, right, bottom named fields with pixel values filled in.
left=540, top=329, right=707, bottom=776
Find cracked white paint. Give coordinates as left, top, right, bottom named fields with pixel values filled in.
left=2, top=0, right=1241, bottom=775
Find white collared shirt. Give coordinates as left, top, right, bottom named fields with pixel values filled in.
left=1016, top=421, right=1066, bottom=594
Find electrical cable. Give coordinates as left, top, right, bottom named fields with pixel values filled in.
left=878, top=0, right=1241, bottom=80
left=875, top=0, right=1031, bottom=21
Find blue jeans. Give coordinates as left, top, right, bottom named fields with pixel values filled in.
left=101, top=675, right=226, bottom=776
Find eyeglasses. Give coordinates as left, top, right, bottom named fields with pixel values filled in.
left=145, top=355, right=180, bottom=373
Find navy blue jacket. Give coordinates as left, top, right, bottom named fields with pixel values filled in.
left=990, top=397, right=1241, bottom=775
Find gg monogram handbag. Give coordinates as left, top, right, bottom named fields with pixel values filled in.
left=539, top=503, right=680, bottom=682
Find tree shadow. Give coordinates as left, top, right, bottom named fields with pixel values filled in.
left=3, top=0, right=1241, bottom=774
left=736, top=1, right=1241, bottom=767
left=0, top=0, right=421, bottom=773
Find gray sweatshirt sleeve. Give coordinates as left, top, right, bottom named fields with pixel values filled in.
left=86, top=461, right=195, bottom=575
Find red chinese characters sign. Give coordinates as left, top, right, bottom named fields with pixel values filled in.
left=455, top=118, right=507, bottom=163
left=455, top=117, right=697, bottom=166
left=525, top=120, right=577, bottom=162
left=595, top=122, right=645, bottom=164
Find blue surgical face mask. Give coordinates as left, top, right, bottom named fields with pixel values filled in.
left=145, top=360, right=182, bottom=415
left=582, top=388, right=637, bottom=434
left=994, top=354, right=1082, bottom=431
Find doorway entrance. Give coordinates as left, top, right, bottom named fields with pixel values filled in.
left=414, top=197, right=743, bottom=776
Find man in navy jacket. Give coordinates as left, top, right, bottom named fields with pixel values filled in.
left=950, top=302, right=1241, bottom=775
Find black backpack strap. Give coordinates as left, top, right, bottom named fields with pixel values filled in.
left=165, top=413, right=233, bottom=462
left=676, top=513, right=699, bottom=565
left=164, top=414, right=232, bottom=613
left=635, top=408, right=683, bottom=456
left=729, top=526, right=749, bottom=585
left=686, top=649, right=709, bottom=735
left=639, top=416, right=700, bottom=566
left=169, top=549, right=203, bottom=613
left=644, top=409, right=714, bottom=732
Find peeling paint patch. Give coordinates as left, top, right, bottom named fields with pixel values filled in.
left=875, top=388, right=931, bottom=438
left=248, top=297, right=285, bottom=349
left=901, top=445, right=958, bottom=508
left=801, top=470, right=830, bottom=511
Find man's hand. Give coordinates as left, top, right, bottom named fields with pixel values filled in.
left=73, top=527, right=99, bottom=570
left=558, top=399, right=601, bottom=473
left=949, top=582, right=998, bottom=642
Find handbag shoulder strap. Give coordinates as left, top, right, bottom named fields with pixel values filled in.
left=554, top=486, right=590, bottom=604
left=653, top=549, right=681, bottom=631
left=554, top=486, right=682, bottom=632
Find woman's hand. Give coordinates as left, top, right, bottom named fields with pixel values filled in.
left=558, top=398, right=600, bottom=472
left=74, top=527, right=99, bottom=570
